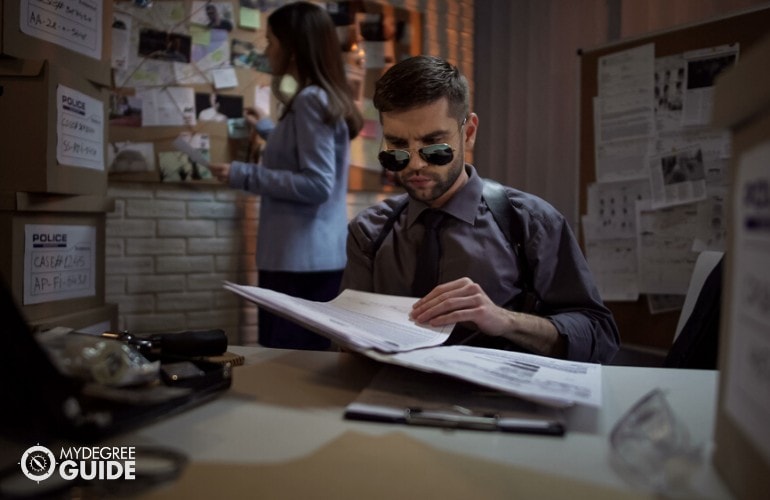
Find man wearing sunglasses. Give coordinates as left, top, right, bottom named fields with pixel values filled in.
left=341, top=56, right=619, bottom=363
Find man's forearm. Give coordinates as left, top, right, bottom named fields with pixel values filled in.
left=497, top=309, right=567, bottom=358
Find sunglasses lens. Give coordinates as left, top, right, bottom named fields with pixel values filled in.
left=420, top=144, right=453, bottom=165
left=378, top=150, right=410, bottom=171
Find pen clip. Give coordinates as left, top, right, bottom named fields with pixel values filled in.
left=404, top=407, right=499, bottom=431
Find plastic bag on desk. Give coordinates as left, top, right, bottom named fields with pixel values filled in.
left=609, top=388, right=703, bottom=497
left=36, top=328, right=160, bottom=387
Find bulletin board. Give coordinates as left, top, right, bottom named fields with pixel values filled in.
left=108, top=0, right=272, bottom=183
left=578, top=6, right=770, bottom=350
left=106, top=0, right=421, bottom=192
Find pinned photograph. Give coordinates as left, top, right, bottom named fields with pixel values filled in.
left=108, top=142, right=156, bottom=173
left=138, top=29, right=192, bottom=63
left=231, top=38, right=271, bottom=73
left=109, top=93, right=142, bottom=127
left=195, top=92, right=244, bottom=123
left=191, top=1, right=235, bottom=31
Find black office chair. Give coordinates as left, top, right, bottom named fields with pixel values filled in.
left=663, top=253, right=724, bottom=369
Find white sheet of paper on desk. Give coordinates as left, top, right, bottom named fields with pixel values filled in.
left=383, top=345, right=602, bottom=408
left=173, top=137, right=210, bottom=167
left=223, top=282, right=603, bottom=408
left=223, top=283, right=452, bottom=352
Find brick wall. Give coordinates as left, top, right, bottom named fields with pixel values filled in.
left=105, top=0, right=474, bottom=345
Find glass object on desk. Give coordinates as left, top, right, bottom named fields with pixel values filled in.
left=610, top=388, right=703, bottom=497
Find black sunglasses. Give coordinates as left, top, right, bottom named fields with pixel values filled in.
left=377, top=143, right=455, bottom=172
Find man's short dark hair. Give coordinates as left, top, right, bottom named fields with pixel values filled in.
left=373, top=55, right=469, bottom=122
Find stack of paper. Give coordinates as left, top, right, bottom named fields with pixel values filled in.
left=223, top=282, right=602, bottom=409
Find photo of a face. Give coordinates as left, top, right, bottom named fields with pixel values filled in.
left=138, top=29, right=192, bottom=63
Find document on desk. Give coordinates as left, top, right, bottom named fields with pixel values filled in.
left=222, top=283, right=453, bottom=352
left=223, top=283, right=601, bottom=408
left=372, top=345, right=602, bottom=408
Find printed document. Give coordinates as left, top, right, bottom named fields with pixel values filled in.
left=223, top=283, right=452, bottom=352
left=224, top=283, right=602, bottom=407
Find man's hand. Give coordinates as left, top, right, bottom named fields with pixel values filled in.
left=209, top=163, right=231, bottom=183
left=410, top=278, right=511, bottom=335
left=410, top=277, right=566, bottom=357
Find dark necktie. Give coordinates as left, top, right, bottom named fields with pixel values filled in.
left=412, top=209, right=445, bottom=297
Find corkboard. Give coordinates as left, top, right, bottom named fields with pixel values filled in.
left=577, top=6, right=770, bottom=350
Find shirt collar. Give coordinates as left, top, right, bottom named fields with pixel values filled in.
left=406, top=164, right=483, bottom=228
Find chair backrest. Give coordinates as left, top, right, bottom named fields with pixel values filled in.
left=664, top=250, right=724, bottom=369
left=674, top=251, right=724, bottom=341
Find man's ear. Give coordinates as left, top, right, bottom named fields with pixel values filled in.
left=464, top=113, right=479, bottom=151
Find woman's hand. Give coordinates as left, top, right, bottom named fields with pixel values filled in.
left=209, top=163, right=231, bottom=183
left=244, top=107, right=260, bottom=127
left=244, top=104, right=269, bottom=127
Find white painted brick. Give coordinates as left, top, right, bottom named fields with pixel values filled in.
left=108, top=184, right=154, bottom=199
left=187, top=201, right=239, bottom=219
left=187, top=237, right=240, bottom=255
left=215, top=254, right=257, bottom=273
left=214, top=189, right=242, bottom=202
left=155, top=187, right=215, bottom=201
left=107, top=199, right=125, bottom=219
left=126, top=199, right=186, bottom=218
left=123, top=313, right=187, bottom=333
left=157, top=219, right=216, bottom=237
left=106, top=276, right=126, bottom=295
left=105, top=293, right=155, bottom=313
left=186, top=309, right=240, bottom=330
left=156, top=291, right=214, bottom=312
left=214, top=290, right=240, bottom=308
left=105, top=237, right=124, bottom=257
left=187, top=273, right=239, bottom=290
left=107, top=219, right=157, bottom=237
left=127, top=274, right=186, bottom=293
left=126, top=238, right=186, bottom=255
left=216, top=219, right=258, bottom=238
left=156, top=255, right=215, bottom=274
left=106, top=256, right=154, bottom=274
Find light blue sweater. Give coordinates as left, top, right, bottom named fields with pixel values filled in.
left=228, top=86, right=350, bottom=272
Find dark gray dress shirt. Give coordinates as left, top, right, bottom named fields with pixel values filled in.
left=341, top=165, right=619, bottom=363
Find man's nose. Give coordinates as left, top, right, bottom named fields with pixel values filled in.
left=407, top=149, right=428, bottom=170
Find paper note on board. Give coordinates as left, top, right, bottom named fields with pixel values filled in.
left=20, top=0, right=103, bottom=59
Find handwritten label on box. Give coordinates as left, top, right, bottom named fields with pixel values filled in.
left=57, top=84, right=105, bottom=171
left=20, top=0, right=103, bottom=60
left=23, top=224, right=96, bottom=305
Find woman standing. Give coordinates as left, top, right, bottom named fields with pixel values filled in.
left=210, top=2, right=363, bottom=350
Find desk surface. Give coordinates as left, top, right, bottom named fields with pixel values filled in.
left=90, top=347, right=731, bottom=499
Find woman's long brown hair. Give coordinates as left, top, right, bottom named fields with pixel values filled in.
left=268, top=1, right=363, bottom=139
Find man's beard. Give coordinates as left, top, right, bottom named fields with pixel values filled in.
left=396, top=154, right=465, bottom=203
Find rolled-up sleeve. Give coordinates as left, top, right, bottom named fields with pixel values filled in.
left=526, top=208, right=620, bottom=363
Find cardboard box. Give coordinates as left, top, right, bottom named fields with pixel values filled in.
left=0, top=0, right=112, bottom=86
left=30, top=302, right=118, bottom=334
left=711, top=34, right=770, bottom=500
left=0, top=58, right=108, bottom=195
left=0, top=193, right=110, bottom=322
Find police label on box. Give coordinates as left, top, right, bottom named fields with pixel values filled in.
left=57, top=84, right=105, bottom=171
left=23, top=224, right=96, bottom=305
